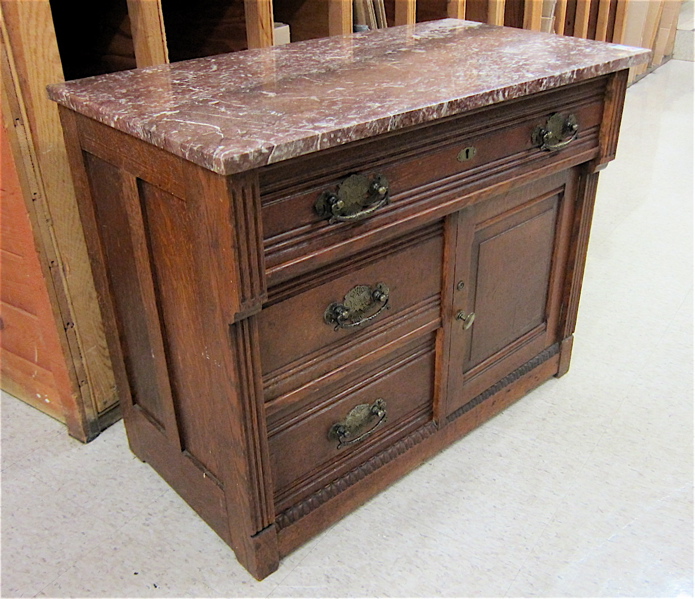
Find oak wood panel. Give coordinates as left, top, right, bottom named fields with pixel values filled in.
left=258, top=226, right=443, bottom=381
left=270, top=334, right=436, bottom=512
left=77, top=116, right=186, bottom=199
left=447, top=168, right=575, bottom=415
left=464, top=197, right=558, bottom=369
left=84, top=154, right=174, bottom=437
left=277, top=348, right=560, bottom=555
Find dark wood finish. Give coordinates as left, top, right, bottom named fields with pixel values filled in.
left=269, top=333, right=436, bottom=512
left=261, top=77, right=606, bottom=286
left=446, top=168, right=576, bottom=414
left=57, top=67, right=631, bottom=580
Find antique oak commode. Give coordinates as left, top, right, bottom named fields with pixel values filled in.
left=48, top=20, right=649, bottom=580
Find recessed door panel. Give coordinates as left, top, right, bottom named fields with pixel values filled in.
left=446, top=168, right=577, bottom=416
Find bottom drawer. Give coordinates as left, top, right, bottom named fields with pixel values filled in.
left=268, top=334, right=436, bottom=513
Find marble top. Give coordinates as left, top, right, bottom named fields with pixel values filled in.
left=48, top=19, right=650, bottom=175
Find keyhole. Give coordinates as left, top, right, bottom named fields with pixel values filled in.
left=457, top=146, right=477, bottom=162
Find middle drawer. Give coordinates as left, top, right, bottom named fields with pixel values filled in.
left=258, top=222, right=443, bottom=404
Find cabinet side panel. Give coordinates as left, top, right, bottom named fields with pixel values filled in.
left=139, top=180, right=225, bottom=478
left=84, top=153, right=172, bottom=432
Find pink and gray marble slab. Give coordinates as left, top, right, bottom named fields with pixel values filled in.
left=47, top=19, right=650, bottom=175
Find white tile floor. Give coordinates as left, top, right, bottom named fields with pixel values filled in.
left=2, top=59, right=693, bottom=598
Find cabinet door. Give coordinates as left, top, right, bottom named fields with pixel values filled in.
left=445, top=169, right=577, bottom=416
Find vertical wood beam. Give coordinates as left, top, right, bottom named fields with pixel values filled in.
left=612, top=0, right=630, bottom=43
left=394, top=0, right=416, bottom=24
left=245, top=0, right=274, bottom=48
left=594, top=0, right=612, bottom=40
left=554, top=0, right=568, bottom=33
left=126, top=0, right=169, bottom=67
left=0, top=0, right=118, bottom=440
left=329, top=0, right=352, bottom=35
left=488, top=0, right=506, bottom=25
left=524, top=0, right=543, bottom=29
left=448, top=0, right=467, bottom=19
left=574, top=0, right=591, bottom=38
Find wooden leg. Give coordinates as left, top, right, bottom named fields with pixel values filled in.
left=556, top=335, right=574, bottom=378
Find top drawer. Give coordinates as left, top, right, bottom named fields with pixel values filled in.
left=260, top=76, right=607, bottom=286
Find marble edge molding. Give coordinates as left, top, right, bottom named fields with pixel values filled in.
left=47, top=20, right=651, bottom=176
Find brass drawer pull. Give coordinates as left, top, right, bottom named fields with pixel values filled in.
left=329, top=399, right=387, bottom=449
left=315, top=173, right=389, bottom=224
left=533, top=113, right=579, bottom=152
left=324, top=283, right=390, bottom=331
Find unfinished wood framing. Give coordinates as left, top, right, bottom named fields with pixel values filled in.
left=554, top=0, right=568, bottom=33
left=489, top=0, right=506, bottom=25
left=594, top=0, right=612, bottom=41
left=245, top=0, right=274, bottom=48
left=0, top=0, right=119, bottom=441
left=524, top=0, right=543, bottom=30
left=447, top=0, right=467, bottom=19
left=126, top=0, right=169, bottom=67
left=574, top=0, right=592, bottom=38
left=329, top=0, right=353, bottom=35
left=612, top=0, right=631, bottom=43
left=395, top=0, right=416, bottom=25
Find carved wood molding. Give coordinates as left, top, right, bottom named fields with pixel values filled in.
left=446, top=343, right=560, bottom=423
left=228, top=172, right=268, bottom=319
left=275, top=421, right=438, bottom=530
left=230, top=317, right=276, bottom=533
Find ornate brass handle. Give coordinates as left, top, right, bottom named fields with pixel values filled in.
left=532, top=113, right=579, bottom=152
left=324, top=283, right=390, bottom=331
left=315, top=173, right=389, bottom=224
left=328, top=399, right=387, bottom=449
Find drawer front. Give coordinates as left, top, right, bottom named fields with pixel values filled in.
left=267, top=333, right=436, bottom=513
left=258, top=223, right=443, bottom=402
left=260, top=77, right=607, bottom=285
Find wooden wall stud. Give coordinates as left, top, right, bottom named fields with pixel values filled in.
left=524, top=0, right=543, bottom=30
left=245, top=0, right=275, bottom=48
left=126, top=0, right=169, bottom=67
